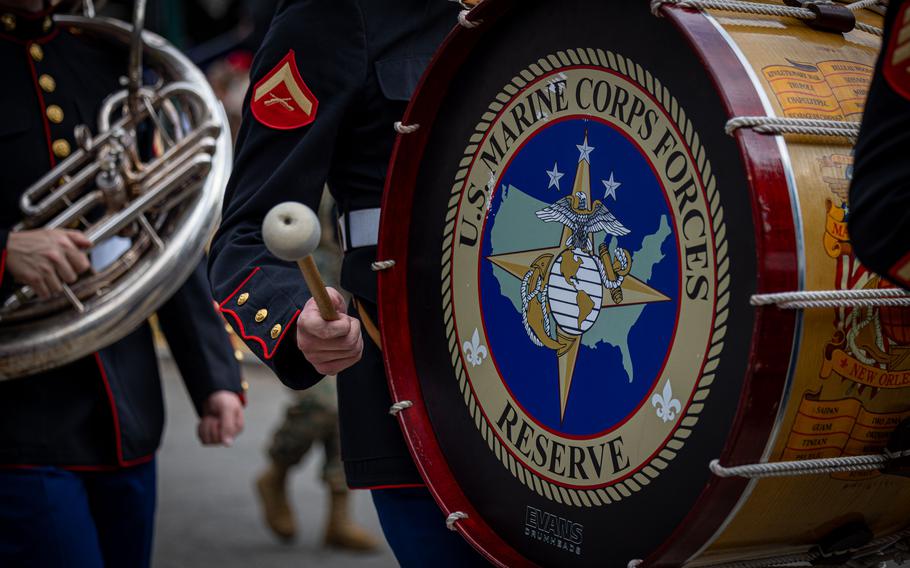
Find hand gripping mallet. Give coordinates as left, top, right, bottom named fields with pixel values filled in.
left=262, top=202, right=339, bottom=321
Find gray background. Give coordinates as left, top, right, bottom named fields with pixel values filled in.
left=153, top=359, right=398, bottom=568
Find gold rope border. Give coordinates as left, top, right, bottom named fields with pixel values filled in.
left=439, top=47, right=731, bottom=507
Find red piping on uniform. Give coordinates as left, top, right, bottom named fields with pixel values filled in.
left=0, top=453, right=155, bottom=472
left=218, top=267, right=261, bottom=307
left=94, top=352, right=125, bottom=466
left=354, top=483, right=425, bottom=491
left=218, top=267, right=299, bottom=360
left=0, top=26, right=60, bottom=45
left=25, top=42, right=56, bottom=170
left=220, top=307, right=300, bottom=360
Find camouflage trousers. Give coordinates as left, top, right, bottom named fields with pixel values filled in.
left=267, top=380, right=346, bottom=492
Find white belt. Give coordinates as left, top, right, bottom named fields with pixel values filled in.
left=338, top=208, right=381, bottom=251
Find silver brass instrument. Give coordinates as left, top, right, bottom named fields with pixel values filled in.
left=0, top=2, right=231, bottom=379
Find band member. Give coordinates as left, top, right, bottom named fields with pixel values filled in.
left=0, top=3, right=246, bottom=567
left=849, top=0, right=910, bottom=289
left=208, top=0, right=488, bottom=565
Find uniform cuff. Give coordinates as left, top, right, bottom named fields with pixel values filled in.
left=218, top=267, right=300, bottom=361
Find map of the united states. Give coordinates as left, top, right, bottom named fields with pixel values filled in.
left=490, top=185, right=671, bottom=383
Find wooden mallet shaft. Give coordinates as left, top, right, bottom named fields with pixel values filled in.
left=297, top=256, right=339, bottom=321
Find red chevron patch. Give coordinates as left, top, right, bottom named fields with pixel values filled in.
left=251, top=50, right=319, bottom=130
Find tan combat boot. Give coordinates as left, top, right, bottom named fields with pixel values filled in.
left=323, top=489, right=380, bottom=551
left=255, top=464, right=296, bottom=540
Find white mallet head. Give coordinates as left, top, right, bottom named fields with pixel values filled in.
left=262, top=202, right=322, bottom=262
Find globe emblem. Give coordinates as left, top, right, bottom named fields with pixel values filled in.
left=486, top=130, right=672, bottom=421
left=548, top=248, right=604, bottom=336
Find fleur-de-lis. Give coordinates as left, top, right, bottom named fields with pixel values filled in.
left=463, top=328, right=488, bottom=368
left=651, top=379, right=681, bottom=423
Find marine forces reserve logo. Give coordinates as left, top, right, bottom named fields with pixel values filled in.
left=442, top=49, right=729, bottom=505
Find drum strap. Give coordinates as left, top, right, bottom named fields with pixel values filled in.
left=353, top=297, right=383, bottom=351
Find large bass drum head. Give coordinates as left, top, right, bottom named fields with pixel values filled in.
left=379, top=1, right=793, bottom=566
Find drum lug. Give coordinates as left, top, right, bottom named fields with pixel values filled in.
left=782, top=0, right=857, bottom=33
left=809, top=521, right=873, bottom=565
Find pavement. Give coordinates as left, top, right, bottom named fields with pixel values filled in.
left=152, top=357, right=908, bottom=568
left=153, top=358, right=398, bottom=568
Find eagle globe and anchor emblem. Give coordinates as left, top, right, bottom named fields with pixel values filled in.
left=439, top=55, right=723, bottom=528
left=484, top=131, right=673, bottom=422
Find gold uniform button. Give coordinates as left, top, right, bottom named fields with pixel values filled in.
left=42, top=17, right=51, bottom=32
left=46, top=105, right=64, bottom=124
left=255, top=309, right=268, bottom=323
left=29, top=43, right=43, bottom=62
left=241, top=380, right=250, bottom=392
left=270, top=324, right=282, bottom=339
left=52, top=139, right=71, bottom=158
left=236, top=292, right=249, bottom=306
left=38, top=74, right=55, bottom=93
left=1, top=14, right=16, bottom=32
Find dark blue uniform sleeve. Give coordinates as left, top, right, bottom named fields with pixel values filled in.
left=157, top=260, right=245, bottom=416
left=849, top=0, right=910, bottom=289
left=208, top=0, right=367, bottom=389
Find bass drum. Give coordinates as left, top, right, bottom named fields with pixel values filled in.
left=377, top=1, right=908, bottom=566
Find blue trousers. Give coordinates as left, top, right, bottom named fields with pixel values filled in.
left=371, top=487, right=490, bottom=567
left=0, top=460, right=156, bottom=568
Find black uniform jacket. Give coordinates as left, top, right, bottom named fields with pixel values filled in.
left=849, top=0, right=910, bottom=289
left=208, top=0, right=457, bottom=488
left=0, top=8, right=243, bottom=468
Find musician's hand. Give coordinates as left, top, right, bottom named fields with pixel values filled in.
left=5, top=229, right=92, bottom=298
left=198, top=390, right=245, bottom=447
left=296, top=287, right=363, bottom=375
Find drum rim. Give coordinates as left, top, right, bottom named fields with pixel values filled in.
left=645, top=8, right=801, bottom=566
left=379, top=2, right=528, bottom=566
left=377, top=1, right=800, bottom=566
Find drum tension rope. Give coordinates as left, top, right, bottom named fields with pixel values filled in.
left=726, top=116, right=862, bottom=140
left=651, top=0, right=884, bottom=36
left=457, top=9, right=482, bottom=29
left=393, top=121, right=420, bottom=134
left=711, top=420, right=910, bottom=478
left=751, top=288, right=910, bottom=310
left=371, top=260, right=396, bottom=272
left=388, top=400, right=413, bottom=416
left=709, top=449, right=910, bottom=479
left=445, top=511, right=469, bottom=531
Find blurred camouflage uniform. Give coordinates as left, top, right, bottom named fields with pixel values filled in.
left=268, top=368, right=344, bottom=491
left=256, top=191, right=376, bottom=550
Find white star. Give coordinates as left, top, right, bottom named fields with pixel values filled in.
left=577, top=136, right=595, bottom=163
left=602, top=172, right=621, bottom=201
left=546, top=162, right=564, bottom=191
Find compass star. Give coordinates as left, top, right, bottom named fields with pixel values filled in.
left=546, top=162, right=564, bottom=191
left=602, top=172, right=621, bottom=201
left=577, top=135, right=595, bottom=164
left=487, top=132, right=669, bottom=421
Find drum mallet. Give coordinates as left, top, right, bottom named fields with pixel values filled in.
left=262, top=201, right=339, bottom=321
